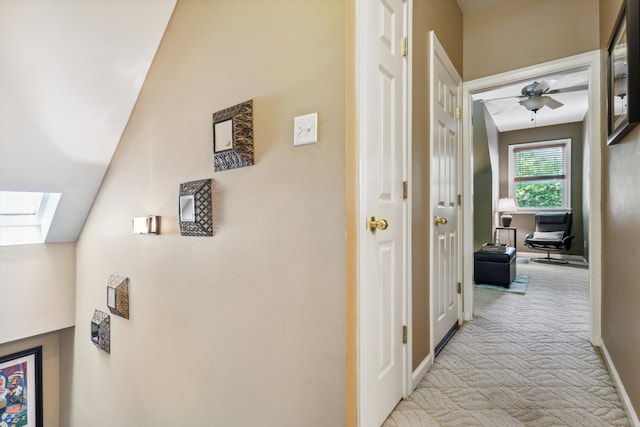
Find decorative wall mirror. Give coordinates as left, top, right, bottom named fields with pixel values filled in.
left=213, top=99, right=254, bottom=171
left=107, top=274, right=129, bottom=319
left=179, top=179, right=213, bottom=236
left=91, top=310, right=110, bottom=354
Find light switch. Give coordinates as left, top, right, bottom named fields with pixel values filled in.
left=293, top=113, right=318, bottom=146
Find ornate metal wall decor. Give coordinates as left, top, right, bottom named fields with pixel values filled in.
left=179, top=179, right=213, bottom=236
left=213, top=99, right=254, bottom=171
left=91, top=310, right=110, bottom=354
left=107, top=274, right=129, bottom=319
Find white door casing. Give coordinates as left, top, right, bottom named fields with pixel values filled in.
left=429, top=32, right=462, bottom=354
left=357, top=0, right=408, bottom=425
left=460, top=51, right=602, bottom=346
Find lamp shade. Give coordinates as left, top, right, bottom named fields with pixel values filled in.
left=497, top=198, right=516, bottom=212
left=497, top=198, right=516, bottom=227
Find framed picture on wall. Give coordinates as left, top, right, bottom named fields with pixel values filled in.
left=607, top=0, right=640, bottom=145
left=0, top=346, right=43, bottom=427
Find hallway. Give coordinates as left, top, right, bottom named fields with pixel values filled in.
left=384, top=259, right=630, bottom=426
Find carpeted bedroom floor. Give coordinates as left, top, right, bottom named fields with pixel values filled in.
left=383, top=258, right=630, bottom=426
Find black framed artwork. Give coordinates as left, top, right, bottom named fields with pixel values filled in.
left=607, top=0, right=640, bottom=145
left=0, top=346, right=43, bottom=427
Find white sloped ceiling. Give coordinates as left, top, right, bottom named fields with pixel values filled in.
left=0, top=0, right=176, bottom=242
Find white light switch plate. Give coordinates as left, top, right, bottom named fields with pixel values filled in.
left=293, top=113, right=318, bottom=146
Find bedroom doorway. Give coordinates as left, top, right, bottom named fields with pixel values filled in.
left=460, top=51, right=602, bottom=345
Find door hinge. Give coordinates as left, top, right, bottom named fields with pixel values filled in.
left=457, top=282, right=462, bottom=294
left=455, top=106, right=461, bottom=119
left=402, top=325, right=408, bottom=344
left=402, top=37, right=408, bottom=57
left=402, top=181, right=408, bottom=200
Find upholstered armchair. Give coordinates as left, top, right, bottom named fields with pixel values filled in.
left=524, top=212, right=575, bottom=264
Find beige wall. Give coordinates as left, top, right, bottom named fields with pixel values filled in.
left=0, top=242, right=76, bottom=344
left=463, top=0, right=599, bottom=81
left=602, top=125, right=640, bottom=417
left=498, top=122, right=586, bottom=255
left=0, top=328, right=74, bottom=427
left=66, top=1, right=346, bottom=426
left=411, top=0, right=463, bottom=370
left=600, top=0, right=640, bottom=417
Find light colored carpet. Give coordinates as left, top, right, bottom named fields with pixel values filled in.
left=383, top=259, right=630, bottom=426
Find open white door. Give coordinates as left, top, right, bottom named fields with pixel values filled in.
left=357, top=0, right=408, bottom=425
left=429, top=32, right=462, bottom=355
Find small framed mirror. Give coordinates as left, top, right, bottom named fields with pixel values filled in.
left=213, top=99, right=254, bottom=171
left=107, top=274, right=129, bottom=319
left=178, top=179, right=213, bottom=236
left=91, top=310, right=110, bottom=354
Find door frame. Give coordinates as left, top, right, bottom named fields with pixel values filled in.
left=354, top=0, right=413, bottom=425
left=428, top=31, right=463, bottom=358
left=461, top=51, right=602, bottom=345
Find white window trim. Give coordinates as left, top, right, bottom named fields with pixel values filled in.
left=508, top=138, right=571, bottom=212
left=0, top=192, right=61, bottom=246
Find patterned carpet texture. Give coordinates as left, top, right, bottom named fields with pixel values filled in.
left=384, top=259, right=630, bottom=426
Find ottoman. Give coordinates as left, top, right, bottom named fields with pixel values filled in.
left=474, top=245, right=516, bottom=287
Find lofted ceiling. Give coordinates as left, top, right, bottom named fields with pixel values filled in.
left=472, top=69, right=589, bottom=132
left=0, top=0, right=176, bottom=243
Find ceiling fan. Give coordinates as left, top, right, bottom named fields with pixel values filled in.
left=485, top=80, right=588, bottom=115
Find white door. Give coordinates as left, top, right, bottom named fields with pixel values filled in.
left=357, top=0, right=407, bottom=425
left=430, top=32, right=461, bottom=353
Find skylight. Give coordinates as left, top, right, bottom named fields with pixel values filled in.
left=0, top=191, right=61, bottom=246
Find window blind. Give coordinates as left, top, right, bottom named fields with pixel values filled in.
left=514, top=144, right=565, bottom=181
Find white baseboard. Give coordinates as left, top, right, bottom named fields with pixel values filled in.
left=601, top=341, right=640, bottom=427
left=411, top=353, right=433, bottom=392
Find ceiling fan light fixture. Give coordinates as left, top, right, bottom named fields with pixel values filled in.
left=520, top=95, right=545, bottom=112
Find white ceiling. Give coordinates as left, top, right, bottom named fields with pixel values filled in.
left=472, top=69, right=590, bottom=132
left=0, top=0, right=175, bottom=242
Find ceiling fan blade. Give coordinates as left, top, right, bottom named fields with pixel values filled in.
left=481, top=94, right=525, bottom=102
left=547, top=84, right=588, bottom=95
left=489, top=100, right=520, bottom=115
left=536, top=80, right=552, bottom=94
left=542, top=96, right=564, bottom=109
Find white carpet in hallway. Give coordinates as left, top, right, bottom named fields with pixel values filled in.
left=383, top=259, right=630, bottom=426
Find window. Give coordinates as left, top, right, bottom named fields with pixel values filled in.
left=0, top=191, right=61, bottom=246
left=508, top=139, right=571, bottom=210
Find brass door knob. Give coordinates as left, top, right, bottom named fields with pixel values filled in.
left=434, top=216, right=448, bottom=225
left=368, top=216, right=388, bottom=232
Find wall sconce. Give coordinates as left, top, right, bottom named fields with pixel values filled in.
left=179, top=179, right=213, bottom=236
left=497, top=198, right=517, bottom=227
left=91, top=309, right=110, bottom=354
left=107, top=274, right=129, bottom=319
left=132, top=216, right=160, bottom=234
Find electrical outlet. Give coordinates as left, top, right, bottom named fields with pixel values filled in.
left=293, top=113, right=317, bottom=146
